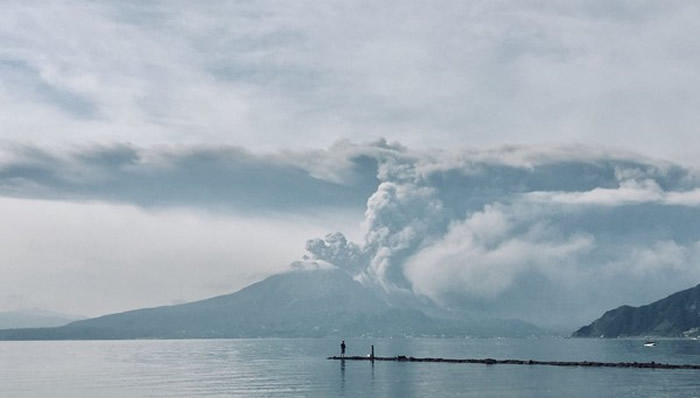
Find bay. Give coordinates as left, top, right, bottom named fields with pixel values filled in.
left=2, top=337, right=700, bottom=397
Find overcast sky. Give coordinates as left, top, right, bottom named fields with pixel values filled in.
left=2, top=1, right=700, bottom=327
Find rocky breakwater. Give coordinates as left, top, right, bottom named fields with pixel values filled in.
left=328, top=356, right=700, bottom=370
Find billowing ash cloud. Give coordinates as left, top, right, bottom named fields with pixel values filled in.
left=404, top=204, right=594, bottom=300
left=304, top=232, right=367, bottom=274
left=301, top=144, right=700, bottom=328
left=361, top=181, right=446, bottom=289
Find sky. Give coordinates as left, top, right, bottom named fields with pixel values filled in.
left=1, top=1, right=700, bottom=328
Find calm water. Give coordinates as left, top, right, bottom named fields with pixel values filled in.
left=2, top=338, right=700, bottom=397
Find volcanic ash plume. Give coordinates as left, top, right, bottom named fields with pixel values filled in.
left=300, top=145, right=700, bottom=327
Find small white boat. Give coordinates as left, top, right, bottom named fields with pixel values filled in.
left=643, top=341, right=656, bottom=347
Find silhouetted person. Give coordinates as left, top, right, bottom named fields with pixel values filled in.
left=341, top=340, right=346, bottom=358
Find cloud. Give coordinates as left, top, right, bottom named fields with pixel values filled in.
left=4, top=0, right=700, bottom=328
left=526, top=179, right=662, bottom=206
left=296, top=143, right=700, bottom=327
left=303, top=232, right=367, bottom=274
left=605, top=240, right=697, bottom=276
left=404, top=204, right=594, bottom=300
left=0, top=142, right=382, bottom=212
left=360, top=181, right=447, bottom=289
left=3, top=142, right=700, bottom=327
left=0, top=196, right=349, bottom=316
left=2, top=1, right=700, bottom=161
left=526, top=175, right=700, bottom=207
left=664, top=189, right=700, bottom=206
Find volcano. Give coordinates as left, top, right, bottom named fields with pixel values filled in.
left=0, top=268, right=541, bottom=340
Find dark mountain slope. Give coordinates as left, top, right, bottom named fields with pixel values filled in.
left=573, top=283, right=700, bottom=338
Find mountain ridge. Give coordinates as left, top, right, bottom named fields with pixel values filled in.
left=573, top=283, right=700, bottom=338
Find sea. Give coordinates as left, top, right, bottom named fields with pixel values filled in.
left=1, top=337, right=699, bottom=397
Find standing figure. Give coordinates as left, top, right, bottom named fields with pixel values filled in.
left=341, top=340, right=346, bottom=358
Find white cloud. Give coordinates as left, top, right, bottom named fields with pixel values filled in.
left=526, top=179, right=700, bottom=207
left=1, top=1, right=700, bottom=161
left=0, top=197, right=355, bottom=316
left=404, top=205, right=594, bottom=301
left=665, top=188, right=700, bottom=206
left=526, top=178, right=663, bottom=206
left=524, top=162, right=700, bottom=207
left=604, top=240, right=696, bottom=276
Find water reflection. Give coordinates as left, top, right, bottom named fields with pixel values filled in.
left=339, top=359, right=345, bottom=395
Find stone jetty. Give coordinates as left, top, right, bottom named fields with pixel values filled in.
left=328, top=356, right=700, bottom=370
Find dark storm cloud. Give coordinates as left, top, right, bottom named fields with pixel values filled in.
left=0, top=143, right=381, bottom=213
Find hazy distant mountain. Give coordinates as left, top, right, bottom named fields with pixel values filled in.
left=0, top=310, right=81, bottom=329
left=573, top=283, right=700, bottom=338
left=0, top=269, right=540, bottom=340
